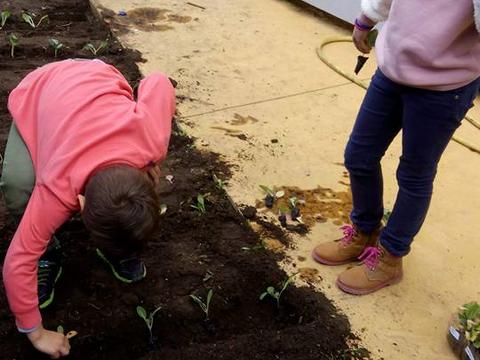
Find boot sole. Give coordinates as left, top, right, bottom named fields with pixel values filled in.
left=39, top=266, right=63, bottom=309
left=336, top=272, right=403, bottom=295
left=311, top=249, right=355, bottom=266
left=96, top=248, right=146, bottom=284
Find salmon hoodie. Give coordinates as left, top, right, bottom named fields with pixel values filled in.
left=3, top=59, right=175, bottom=332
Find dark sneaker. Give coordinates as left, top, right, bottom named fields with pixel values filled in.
left=38, top=259, right=63, bottom=309
left=96, top=248, right=146, bottom=283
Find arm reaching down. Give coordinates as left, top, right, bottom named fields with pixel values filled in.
left=2, top=186, right=70, bottom=335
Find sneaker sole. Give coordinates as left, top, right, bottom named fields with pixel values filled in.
left=311, top=249, right=355, bottom=266
left=336, top=272, right=403, bottom=295
left=39, top=266, right=63, bottom=309
left=96, top=248, right=146, bottom=284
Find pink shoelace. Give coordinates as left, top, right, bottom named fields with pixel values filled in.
left=339, top=225, right=357, bottom=246
left=358, top=246, right=382, bottom=270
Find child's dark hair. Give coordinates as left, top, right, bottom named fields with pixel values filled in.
left=82, top=165, right=159, bottom=258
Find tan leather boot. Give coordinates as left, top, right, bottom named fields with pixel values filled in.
left=336, top=245, right=403, bottom=295
left=312, top=225, right=380, bottom=265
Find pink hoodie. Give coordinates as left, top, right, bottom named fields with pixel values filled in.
left=371, top=0, right=480, bottom=90
left=3, top=59, right=175, bottom=330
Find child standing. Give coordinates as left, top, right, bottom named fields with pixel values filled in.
left=313, top=0, right=480, bottom=294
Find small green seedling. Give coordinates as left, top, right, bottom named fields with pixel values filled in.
left=242, top=239, right=266, bottom=252
left=136, top=305, right=162, bottom=345
left=259, top=185, right=284, bottom=208
left=260, top=273, right=297, bottom=308
left=213, top=174, right=225, bottom=191
left=354, top=29, right=378, bottom=75
left=0, top=10, right=11, bottom=30
left=458, top=302, right=480, bottom=349
left=22, top=12, right=49, bottom=28
left=83, top=40, right=108, bottom=56
left=289, top=196, right=301, bottom=221
left=191, top=194, right=206, bottom=214
left=57, top=325, right=78, bottom=339
left=48, top=38, right=63, bottom=58
left=8, top=34, right=18, bottom=58
left=189, top=289, right=213, bottom=321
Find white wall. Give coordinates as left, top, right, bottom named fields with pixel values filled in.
left=301, top=0, right=360, bottom=24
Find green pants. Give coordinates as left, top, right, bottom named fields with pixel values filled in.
left=1, top=124, right=35, bottom=218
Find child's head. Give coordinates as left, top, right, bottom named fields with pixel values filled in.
left=82, top=165, right=159, bottom=259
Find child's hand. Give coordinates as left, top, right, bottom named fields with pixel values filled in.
left=352, top=14, right=376, bottom=54
left=27, top=325, right=70, bottom=359
left=353, top=26, right=372, bottom=54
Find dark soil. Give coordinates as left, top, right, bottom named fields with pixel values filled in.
left=0, top=1, right=368, bottom=359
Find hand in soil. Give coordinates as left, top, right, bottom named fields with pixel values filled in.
left=27, top=325, right=71, bottom=359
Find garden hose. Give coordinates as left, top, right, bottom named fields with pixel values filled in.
left=316, top=36, right=480, bottom=154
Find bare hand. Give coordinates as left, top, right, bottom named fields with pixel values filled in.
left=27, top=325, right=70, bottom=359
left=352, top=14, right=376, bottom=54
left=353, top=26, right=372, bottom=54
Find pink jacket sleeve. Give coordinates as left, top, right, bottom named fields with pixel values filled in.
left=2, top=186, right=70, bottom=331
left=135, top=73, right=175, bottom=163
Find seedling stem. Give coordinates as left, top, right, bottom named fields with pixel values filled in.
left=190, top=289, right=213, bottom=321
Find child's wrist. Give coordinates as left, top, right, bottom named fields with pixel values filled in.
left=355, top=18, right=374, bottom=31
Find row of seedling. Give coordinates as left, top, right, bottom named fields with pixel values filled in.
left=136, top=273, right=297, bottom=346
left=5, top=33, right=108, bottom=58
left=260, top=185, right=303, bottom=227
left=1, top=10, right=48, bottom=30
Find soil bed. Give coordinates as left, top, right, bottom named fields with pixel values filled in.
left=0, top=1, right=367, bottom=359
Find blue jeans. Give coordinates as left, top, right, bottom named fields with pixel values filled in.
left=345, top=69, right=480, bottom=257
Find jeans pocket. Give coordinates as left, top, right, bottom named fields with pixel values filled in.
left=452, top=78, right=480, bottom=122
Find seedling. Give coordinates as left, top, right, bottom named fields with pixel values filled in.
left=213, top=174, right=226, bottom=191
left=56, top=325, right=78, bottom=339
left=260, top=273, right=297, bottom=308
left=22, top=12, right=49, bottom=28
left=242, top=239, right=266, bottom=252
left=0, top=10, right=11, bottom=30
left=354, top=29, right=378, bottom=75
left=48, top=38, right=63, bottom=58
left=8, top=34, right=18, bottom=58
left=289, top=197, right=301, bottom=221
left=458, top=302, right=480, bottom=349
left=191, top=194, right=206, bottom=214
left=189, top=289, right=213, bottom=321
left=278, top=205, right=289, bottom=227
left=136, top=305, right=162, bottom=345
left=83, top=40, right=108, bottom=56
left=259, top=185, right=284, bottom=208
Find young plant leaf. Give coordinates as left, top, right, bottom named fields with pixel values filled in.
left=275, top=190, right=285, bottom=199
left=259, top=292, right=268, bottom=300
left=367, top=29, right=378, bottom=48
left=8, top=34, right=18, bottom=58
left=259, top=185, right=274, bottom=197
left=22, top=12, right=35, bottom=27
left=57, top=325, right=64, bottom=334
left=0, top=10, right=11, bottom=29
left=136, top=306, right=147, bottom=320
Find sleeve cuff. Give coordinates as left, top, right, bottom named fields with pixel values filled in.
left=17, top=324, right=39, bottom=334
left=15, top=308, right=42, bottom=333
left=361, top=0, right=391, bottom=23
